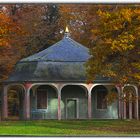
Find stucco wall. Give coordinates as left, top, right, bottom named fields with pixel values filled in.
left=30, top=85, right=118, bottom=120
left=30, top=86, right=58, bottom=119
left=61, top=86, right=88, bottom=119
left=91, top=85, right=118, bottom=119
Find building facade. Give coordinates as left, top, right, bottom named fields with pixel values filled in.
left=1, top=31, right=139, bottom=120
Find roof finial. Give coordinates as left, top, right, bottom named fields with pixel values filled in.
left=65, top=26, right=69, bottom=33
left=64, top=26, right=70, bottom=38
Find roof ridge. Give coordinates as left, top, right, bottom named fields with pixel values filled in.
left=39, top=40, right=62, bottom=60
left=67, top=37, right=88, bottom=49
left=21, top=39, right=63, bottom=61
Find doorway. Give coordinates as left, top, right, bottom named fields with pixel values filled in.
left=66, top=99, right=77, bottom=119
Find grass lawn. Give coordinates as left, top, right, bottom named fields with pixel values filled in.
left=0, top=119, right=140, bottom=136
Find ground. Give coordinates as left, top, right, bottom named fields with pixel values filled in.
left=0, top=120, right=140, bottom=136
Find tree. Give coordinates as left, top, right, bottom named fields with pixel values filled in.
left=15, top=4, right=61, bottom=57
left=59, top=4, right=93, bottom=46
left=86, top=5, right=140, bottom=86
left=0, top=10, right=22, bottom=81
left=59, top=4, right=117, bottom=47
left=0, top=4, right=61, bottom=81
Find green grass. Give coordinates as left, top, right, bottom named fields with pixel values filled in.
left=0, top=119, right=140, bottom=136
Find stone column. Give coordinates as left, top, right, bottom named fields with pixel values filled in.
left=135, top=86, right=139, bottom=120
left=129, top=95, right=132, bottom=119
left=58, top=94, right=61, bottom=120
left=116, top=85, right=122, bottom=119
left=135, top=96, right=139, bottom=120
left=123, top=95, right=126, bottom=119
left=123, top=85, right=139, bottom=120
left=2, top=85, right=8, bottom=120
left=118, top=97, right=122, bottom=119
left=88, top=93, right=92, bottom=119
left=24, top=83, right=32, bottom=120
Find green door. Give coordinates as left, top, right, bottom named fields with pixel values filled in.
left=67, top=99, right=77, bottom=119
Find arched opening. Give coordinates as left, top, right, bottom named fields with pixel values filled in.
left=30, top=85, right=58, bottom=120
left=123, top=86, right=137, bottom=119
left=7, top=85, right=24, bottom=120
left=61, top=85, right=88, bottom=119
left=91, top=85, right=118, bottom=119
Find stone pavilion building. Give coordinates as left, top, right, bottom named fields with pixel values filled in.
left=1, top=28, right=139, bottom=120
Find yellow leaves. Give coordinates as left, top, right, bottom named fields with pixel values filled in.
left=131, top=63, right=140, bottom=70
left=104, top=38, right=112, bottom=46
left=134, top=9, right=140, bottom=15
left=131, top=73, right=140, bottom=80
left=97, top=8, right=138, bottom=33
left=120, top=8, right=132, bottom=22
left=106, top=71, right=116, bottom=77
left=111, top=22, right=123, bottom=31
left=97, top=9, right=102, bottom=16
left=88, top=6, right=140, bottom=85
left=111, top=32, right=135, bottom=52
left=97, top=9, right=111, bottom=19
left=91, top=29, right=99, bottom=35
left=134, top=75, right=140, bottom=80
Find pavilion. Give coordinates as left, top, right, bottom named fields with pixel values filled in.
left=1, top=28, right=139, bottom=120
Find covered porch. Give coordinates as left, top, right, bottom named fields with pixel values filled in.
left=1, top=82, right=139, bottom=120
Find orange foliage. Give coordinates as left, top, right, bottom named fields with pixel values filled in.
left=0, top=11, right=22, bottom=47
left=0, top=11, right=23, bottom=81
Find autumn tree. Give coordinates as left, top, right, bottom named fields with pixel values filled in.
left=86, top=5, right=140, bottom=86
left=15, top=4, right=61, bottom=57
left=59, top=4, right=93, bottom=46
left=59, top=4, right=118, bottom=47
left=0, top=4, right=62, bottom=81
left=0, top=10, right=22, bottom=81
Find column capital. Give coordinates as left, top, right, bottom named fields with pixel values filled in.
left=115, top=84, right=123, bottom=88
left=24, top=82, right=33, bottom=89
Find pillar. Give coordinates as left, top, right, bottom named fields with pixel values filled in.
left=123, top=100, right=126, bottom=119
left=88, top=93, right=92, bottom=119
left=24, top=83, right=32, bottom=120
left=123, top=85, right=139, bottom=120
left=135, top=96, right=139, bottom=120
left=129, top=98, right=132, bottom=119
left=2, top=85, right=8, bottom=120
left=118, top=97, right=122, bottom=119
left=116, top=85, right=122, bottom=119
left=122, top=86, right=127, bottom=119
left=58, top=94, right=61, bottom=120
left=135, top=86, right=139, bottom=120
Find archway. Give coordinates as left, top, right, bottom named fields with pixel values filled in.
left=61, top=85, right=88, bottom=119
left=30, top=85, right=58, bottom=120
left=91, top=85, right=118, bottom=119
left=7, top=85, right=25, bottom=120
left=123, top=86, right=137, bottom=119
